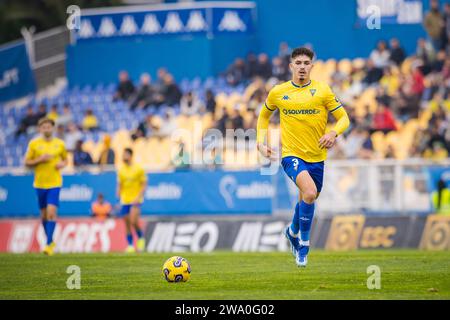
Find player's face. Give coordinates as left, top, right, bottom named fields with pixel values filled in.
left=39, top=123, right=54, bottom=138
left=290, top=55, right=313, bottom=82
left=123, top=151, right=132, bottom=163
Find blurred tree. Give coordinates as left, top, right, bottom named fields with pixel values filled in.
left=0, top=0, right=123, bottom=44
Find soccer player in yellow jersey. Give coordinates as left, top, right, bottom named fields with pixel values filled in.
left=117, top=148, right=147, bottom=253
left=257, top=47, right=350, bottom=267
left=24, top=118, right=68, bottom=256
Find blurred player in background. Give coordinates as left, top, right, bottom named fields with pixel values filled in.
left=117, top=148, right=147, bottom=253
left=24, top=118, right=68, bottom=256
left=257, top=47, right=350, bottom=267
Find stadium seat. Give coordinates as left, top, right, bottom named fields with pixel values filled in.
left=337, top=59, right=352, bottom=75
left=371, top=131, right=386, bottom=156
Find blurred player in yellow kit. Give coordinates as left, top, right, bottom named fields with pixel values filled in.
left=24, top=118, right=68, bottom=255
left=257, top=47, right=350, bottom=267
left=117, top=148, right=147, bottom=253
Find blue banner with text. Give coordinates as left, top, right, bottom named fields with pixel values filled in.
left=0, top=42, right=36, bottom=102
left=0, top=170, right=272, bottom=217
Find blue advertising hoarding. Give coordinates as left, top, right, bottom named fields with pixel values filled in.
left=0, top=170, right=273, bottom=217
left=0, top=42, right=36, bottom=102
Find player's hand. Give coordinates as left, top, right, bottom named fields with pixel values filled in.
left=257, top=143, right=278, bottom=161
left=318, top=131, right=337, bottom=149
left=55, top=161, right=65, bottom=170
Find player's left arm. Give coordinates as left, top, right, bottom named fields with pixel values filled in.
left=55, top=141, right=68, bottom=170
left=319, top=86, right=350, bottom=149
left=133, top=169, right=148, bottom=205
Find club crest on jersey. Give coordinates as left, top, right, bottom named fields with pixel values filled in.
left=310, top=89, right=316, bottom=96
left=282, top=95, right=290, bottom=100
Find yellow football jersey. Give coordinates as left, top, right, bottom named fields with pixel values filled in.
left=25, top=137, right=67, bottom=188
left=118, top=163, right=147, bottom=205
left=263, top=80, right=344, bottom=162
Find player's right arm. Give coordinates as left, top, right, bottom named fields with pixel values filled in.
left=24, top=141, right=51, bottom=167
left=256, top=88, right=278, bottom=160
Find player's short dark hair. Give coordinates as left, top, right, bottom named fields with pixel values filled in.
left=38, top=117, right=55, bottom=127
left=291, top=47, right=315, bottom=61
left=124, top=148, right=133, bottom=156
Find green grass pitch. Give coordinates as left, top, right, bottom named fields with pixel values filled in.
left=0, top=250, right=449, bottom=299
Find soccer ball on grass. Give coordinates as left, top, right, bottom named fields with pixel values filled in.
left=162, top=256, right=191, bottom=282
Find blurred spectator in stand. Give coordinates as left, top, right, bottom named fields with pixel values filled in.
left=230, top=108, right=244, bottom=130
left=426, top=123, right=449, bottom=154
left=416, top=38, right=436, bottom=74
left=243, top=77, right=266, bottom=103
left=91, top=193, right=112, bottom=221
left=431, top=49, right=447, bottom=73
left=423, top=0, right=445, bottom=51
left=248, top=89, right=265, bottom=113
left=56, top=104, right=73, bottom=127
left=410, top=63, right=426, bottom=98
left=358, top=129, right=375, bottom=159
left=375, top=86, right=392, bottom=107
left=424, top=140, right=449, bottom=160
left=36, top=103, right=47, bottom=120
left=342, top=126, right=365, bottom=159
left=272, top=56, right=290, bottom=81
left=278, top=42, right=292, bottom=67
left=55, top=124, right=65, bottom=140
left=385, top=145, right=396, bottom=159
left=15, top=106, right=38, bottom=139
left=180, top=91, right=204, bottom=116
left=422, top=51, right=448, bottom=100
left=380, top=66, right=400, bottom=97
left=370, top=40, right=390, bottom=69
left=442, top=56, right=450, bottom=83
left=371, top=104, right=398, bottom=133
left=65, top=122, right=83, bottom=152
left=410, top=128, right=430, bottom=156
left=216, top=107, right=230, bottom=135
left=205, top=89, right=217, bottom=114
left=245, top=53, right=258, bottom=80
left=398, top=61, right=425, bottom=112
left=362, top=59, right=383, bottom=85
left=226, top=58, right=246, bottom=86
left=131, top=115, right=153, bottom=141
left=73, top=140, right=93, bottom=167
left=154, top=67, right=168, bottom=92
left=47, top=104, right=59, bottom=122
left=113, top=71, right=135, bottom=102
left=389, top=38, right=406, bottom=66
left=444, top=3, right=450, bottom=51
left=82, top=108, right=99, bottom=131
left=244, top=109, right=258, bottom=132
left=255, top=53, right=272, bottom=80
left=163, top=74, right=182, bottom=107
left=97, top=135, right=115, bottom=166
left=129, top=73, right=155, bottom=110
left=394, top=92, right=419, bottom=122
left=153, top=111, right=177, bottom=139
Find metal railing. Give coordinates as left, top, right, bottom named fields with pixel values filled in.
left=272, top=158, right=450, bottom=216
